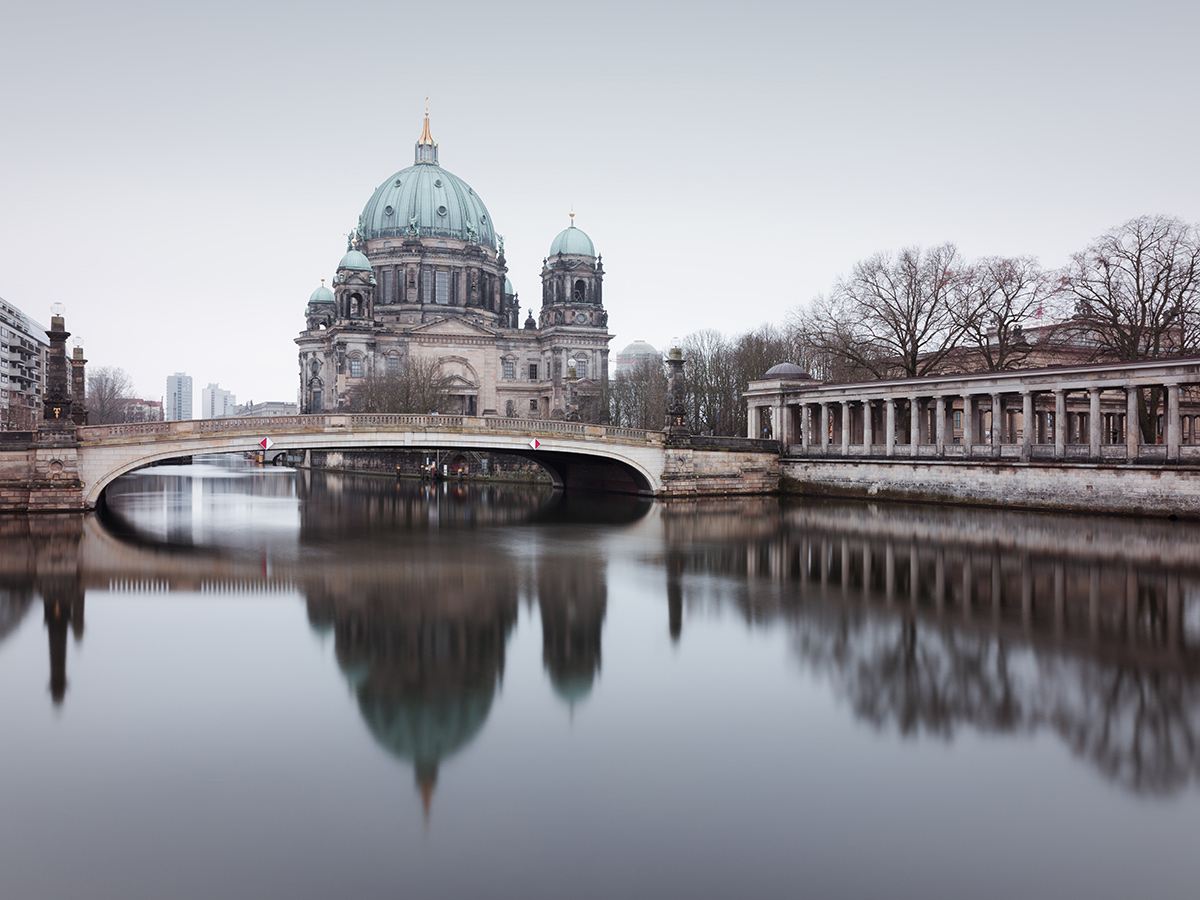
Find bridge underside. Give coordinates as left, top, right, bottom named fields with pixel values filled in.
left=504, top=451, right=651, bottom=495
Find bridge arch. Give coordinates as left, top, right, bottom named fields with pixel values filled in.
left=78, top=416, right=666, bottom=507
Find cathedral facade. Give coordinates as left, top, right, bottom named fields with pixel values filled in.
left=296, top=113, right=611, bottom=419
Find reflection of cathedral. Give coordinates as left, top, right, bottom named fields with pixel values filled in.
left=537, top=554, right=607, bottom=709
left=304, top=548, right=518, bottom=814
left=296, top=111, right=612, bottom=420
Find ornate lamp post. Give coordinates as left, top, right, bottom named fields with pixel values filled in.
left=42, top=303, right=74, bottom=432
left=71, top=337, right=88, bottom=426
left=664, top=339, right=690, bottom=445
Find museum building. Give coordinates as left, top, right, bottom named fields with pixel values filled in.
left=296, top=113, right=612, bottom=419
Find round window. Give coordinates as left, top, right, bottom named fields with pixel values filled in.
left=394, top=178, right=402, bottom=187
left=384, top=205, right=394, bottom=216
left=437, top=205, right=447, bottom=216
left=434, top=178, right=443, bottom=188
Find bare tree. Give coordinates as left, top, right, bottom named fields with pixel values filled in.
left=87, top=366, right=135, bottom=424
left=1062, top=215, right=1200, bottom=439
left=803, top=243, right=966, bottom=379
left=349, top=357, right=452, bottom=414
left=951, top=256, right=1058, bottom=371
left=608, top=359, right=667, bottom=430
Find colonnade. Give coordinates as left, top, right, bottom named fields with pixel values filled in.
left=744, top=357, right=1200, bottom=463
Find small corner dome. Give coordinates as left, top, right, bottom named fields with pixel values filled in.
left=763, top=362, right=812, bottom=380
left=338, top=249, right=372, bottom=272
left=549, top=223, right=595, bottom=257
left=504, top=276, right=515, bottom=295
left=308, top=283, right=334, bottom=306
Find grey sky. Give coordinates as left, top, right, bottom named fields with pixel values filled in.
left=2, top=0, right=1198, bottom=405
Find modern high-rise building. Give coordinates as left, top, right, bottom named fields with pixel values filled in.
left=200, top=383, right=237, bottom=419
left=0, top=296, right=49, bottom=429
left=164, top=372, right=192, bottom=421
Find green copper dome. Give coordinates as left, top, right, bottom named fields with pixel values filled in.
left=549, top=221, right=595, bottom=257
left=338, top=248, right=372, bottom=271
left=360, top=164, right=497, bottom=249
left=359, top=117, right=496, bottom=249
left=308, top=283, right=334, bottom=305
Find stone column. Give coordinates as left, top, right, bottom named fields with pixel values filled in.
left=1054, top=390, right=1066, bottom=459
left=1021, top=391, right=1033, bottom=460
left=800, top=404, right=811, bottom=452
left=42, top=308, right=74, bottom=430
left=991, top=393, right=1002, bottom=455
left=910, top=397, right=920, bottom=454
left=840, top=401, right=850, bottom=455
left=820, top=403, right=830, bottom=454
left=863, top=400, right=874, bottom=452
left=885, top=399, right=896, bottom=457
left=962, top=394, right=974, bottom=454
left=663, top=345, right=690, bottom=445
left=1125, top=387, right=1140, bottom=460
left=70, top=344, right=88, bottom=426
left=935, top=396, right=946, bottom=454
left=1168, top=383, right=1182, bottom=460
left=1089, top=388, right=1102, bottom=458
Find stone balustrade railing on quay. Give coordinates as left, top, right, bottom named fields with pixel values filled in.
left=745, top=356, right=1200, bottom=465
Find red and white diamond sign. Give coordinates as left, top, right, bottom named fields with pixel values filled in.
left=260, top=438, right=274, bottom=451
left=529, top=438, right=541, bottom=450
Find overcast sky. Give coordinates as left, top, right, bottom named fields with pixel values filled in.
left=2, top=0, right=1198, bottom=408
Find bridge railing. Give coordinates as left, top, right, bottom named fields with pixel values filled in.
left=78, top=414, right=664, bottom=445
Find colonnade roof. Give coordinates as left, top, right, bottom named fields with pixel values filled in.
left=745, top=356, right=1200, bottom=402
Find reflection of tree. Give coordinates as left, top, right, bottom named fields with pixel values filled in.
left=791, top=609, right=1024, bottom=738
left=1046, top=660, right=1200, bottom=795
left=785, top=599, right=1200, bottom=795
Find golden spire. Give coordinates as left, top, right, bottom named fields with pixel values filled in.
left=418, top=96, right=435, bottom=146
left=569, top=208, right=575, bottom=227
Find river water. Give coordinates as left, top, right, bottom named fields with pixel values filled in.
left=2, top=457, right=1199, bottom=899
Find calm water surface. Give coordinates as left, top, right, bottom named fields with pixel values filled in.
left=2, top=457, right=1200, bottom=899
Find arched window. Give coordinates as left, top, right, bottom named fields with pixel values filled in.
left=350, top=358, right=363, bottom=378
left=573, top=279, right=586, bottom=302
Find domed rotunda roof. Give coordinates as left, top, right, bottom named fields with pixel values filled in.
left=308, top=281, right=334, bottom=306
left=763, top=362, right=813, bottom=380
left=358, top=113, right=497, bottom=249
left=549, top=213, right=595, bottom=257
left=337, top=248, right=372, bottom=271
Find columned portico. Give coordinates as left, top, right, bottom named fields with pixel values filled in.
left=745, top=356, right=1200, bottom=468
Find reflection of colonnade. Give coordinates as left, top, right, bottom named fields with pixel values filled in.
left=746, top=356, right=1200, bottom=462
left=658, top=499, right=1200, bottom=794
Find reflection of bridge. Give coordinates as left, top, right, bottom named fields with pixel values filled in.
left=0, top=414, right=780, bottom=510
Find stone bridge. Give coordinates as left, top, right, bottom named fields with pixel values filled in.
left=0, top=414, right=781, bottom=511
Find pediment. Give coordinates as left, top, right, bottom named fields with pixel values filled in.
left=409, top=316, right=499, bottom=338
left=444, top=374, right=478, bottom=388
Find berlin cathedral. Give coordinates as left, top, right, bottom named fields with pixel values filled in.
left=296, top=111, right=612, bottom=419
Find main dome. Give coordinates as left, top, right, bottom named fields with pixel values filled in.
left=359, top=115, right=497, bottom=249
